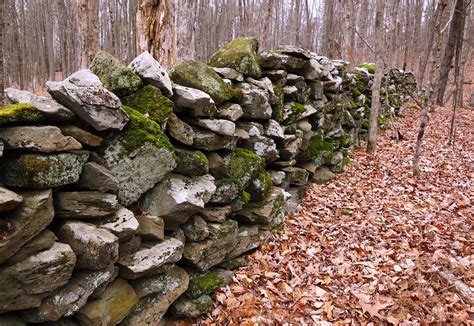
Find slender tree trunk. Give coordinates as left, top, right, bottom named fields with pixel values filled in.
left=0, top=0, right=4, bottom=106
left=367, top=0, right=385, bottom=153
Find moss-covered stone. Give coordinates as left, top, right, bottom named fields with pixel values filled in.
left=174, top=148, right=209, bottom=176
left=283, top=102, right=306, bottom=125
left=169, top=60, right=241, bottom=105
left=122, top=85, right=173, bottom=125
left=208, top=37, right=262, bottom=78
left=0, top=104, right=46, bottom=126
left=210, top=178, right=242, bottom=204
left=90, top=51, right=142, bottom=97
left=357, top=63, right=376, bottom=74
left=224, top=148, right=266, bottom=190
left=271, top=85, right=285, bottom=123
left=186, top=271, right=224, bottom=299
left=246, top=169, right=273, bottom=202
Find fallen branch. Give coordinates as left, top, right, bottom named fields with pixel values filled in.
left=434, top=266, right=473, bottom=305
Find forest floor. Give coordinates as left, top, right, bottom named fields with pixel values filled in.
left=192, top=103, right=473, bottom=325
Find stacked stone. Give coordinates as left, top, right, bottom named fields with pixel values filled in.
left=0, top=37, right=415, bottom=324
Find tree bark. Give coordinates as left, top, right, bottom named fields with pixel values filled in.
left=0, top=0, right=4, bottom=106
left=77, top=0, right=100, bottom=68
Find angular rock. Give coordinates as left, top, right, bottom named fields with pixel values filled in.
left=209, top=37, right=261, bottom=78
left=169, top=60, right=240, bottom=105
left=129, top=51, right=173, bottom=97
left=236, top=121, right=264, bottom=136
left=192, top=127, right=238, bottom=151
left=139, top=174, right=216, bottom=230
left=0, top=103, right=46, bottom=126
left=209, top=178, right=241, bottom=204
left=58, top=221, right=119, bottom=270
left=174, top=148, right=209, bottom=176
left=102, top=107, right=177, bottom=206
left=119, top=236, right=142, bottom=259
left=263, top=69, right=288, bottom=83
left=0, top=187, right=23, bottom=213
left=0, top=242, right=76, bottom=312
left=183, top=220, right=239, bottom=271
left=278, top=133, right=303, bottom=160
left=207, top=152, right=229, bottom=178
left=304, top=59, right=324, bottom=80
left=171, top=295, right=213, bottom=319
left=282, top=166, right=309, bottom=186
left=182, top=215, right=209, bottom=242
left=171, top=85, right=217, bottom=117
left=198, top=206, right=232, bottom=223
left=277, top=45, right=312, bottom=60
left=136, top=215, right=164, bottom=241
left=59, top=125, right=103, bottom=147
left=212, top=67, right=244, bottom=82
left=235, top=187, right=285, bottom=225
left=5, top=230, right=56, bottom=266
left=0, top=126, right=81, bottom=153
left=122, top=85, right=173, bottom=125
left=217, top=103, right=244, bottom=121
left=75, top=279, right=138, bottom=326
left=259, top=50, right=308, bottom=73
left=121, top=266, right=188, bottom=325
left=225, top=225, right=271, bottom=260
left=0, top=190, right=54, bottom=264
left=5, top=88, right=75, bottom=121
left=182, top=116, right=236, bottom=136
left=239, top=135, right=279, bottom=163
left=90, top=51, right=142, bottom=96
left=46, top=69, right=129, bottom=131
left=246, top=169, right=273, bottom=202
left=54, top=191, right=119, bottom=219
left=268, top=171, right=286, bottom=186
left=77, top=162, right=119, bottom=193
left=96, top=207, right=139, bottom=242
left=312, top=166, right=337, bottom=184
left=166, top=113, right=194, bottom=145
left=237, top=83, right=272, bottom=120
left=186, top=269, right=233, bottom=299
left=308, top=80, right=324, bottom=100
left=118, top=238, right=184, bottom=279
left=0, top=151, right=89, bottom=189
left=21, top=264, right=117, bottom=322
left=264, top=119, right=285, bottom=139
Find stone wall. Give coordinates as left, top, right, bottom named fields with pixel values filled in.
left=0, top=37, right=416, bottom=324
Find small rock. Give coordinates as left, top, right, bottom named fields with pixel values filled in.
left=277, top=45, right=312, bottom=59
left=171, top=85, right=217, bottom=118
left=119, top=236, right=142, bottom=258
left=217, top=103, right=244, bottom=121
left=198, top=206, right=232, bottom=223
left=312, top=166, right=336, bottom=184
left=95, top=207, right=139, bottom=242
left=59, top=125, right=103, bottom=147
left=226, top=225, right=271, bottom=260
left=237, top=83, right=272, bottom=120
left=77, top=162, right=119, bottom=193
left=264, top=119, right=285, bottom=139
left=58, top=221, right=119, bottom=270
left=207, top=152, right=229, bottom=178
left=122, top=85, right=173, bottom=125
left=182, top=116, right=236, bottom=136
left=278, top=133, right=303, bottom=160
left=136, top=215, right=164, bottom=241
left=76, top=279, right=138, bottom=326
left=186, top=269, right=233, bottom=299
left=268, top=171, right=286, bottom=186
left=0, top=187, right=23, bottom=213
left=171, top=295, right=213, bottom=319
left=212, top=67, right=244, bottom=82
left=282, top=166, right=309, bottom=186
left=192, top=127, right=238, bottom=151
left=5, top=230, right=56, bottom=266
left=167, top=113, right=195, bottom=145
left=235, top=187, right=285, bottom=225
left=54, top=191, right=119, bottom=219
left=308, top=80, right=324, bottom=100
left=129, top=51, right=173, bottom=97
left=118, top=238, right=184, bottom=279
left=209, top=178, right=241, bottom=204
left=174, top=148, right=209, bottom=176
left=239, top=135, right=279, bottom=163
left=182, top=215, right=209, bottom=242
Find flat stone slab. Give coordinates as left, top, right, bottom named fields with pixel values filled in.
left=54, top=191, right=120, bottom=219
left=0, top=187, right=23, bottom=213
left=95, top=207, right=139, bottom=242
left=171, top=84, right=217, bottom=117
left=77, top=162, right=119, bottom=193
left=59, top=125, right=103, bottom=147
left=129, top=51, right=173, bottom=97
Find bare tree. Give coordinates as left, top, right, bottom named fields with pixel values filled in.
left=77, top=0, right=99, bottom=68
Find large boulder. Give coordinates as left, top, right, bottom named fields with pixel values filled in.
left=139, top=174, right=216, bottom=230
left=46, top=69, right=129, bottom=131
left=5, top=88, right=75, bottom=121
left=0, top=126, right=82, bottom=153
left=0, top=190, right=54, bottom=264
left=122, top=85, right=173, bottom=125
left=90, top=51, right=142, bottom=96
left=117, top=238, right=184, bottom=279
left=75, top=279, right=138, bottom=326
left=57, top=221, right=119, bottom=270
left=0, top=242, right=76, bottom=312
left=0, top=187, right=23, bottom=213
left=54, top=191, right=120, bottom=219
left=101, top=107, right=177, bottom=206
left=129, top=51, right=173, bottom=97
left=0, top=151, right=89, bottom=189
left=170, top=60, right=241, bottom=105
left=208, top=37, right=261, bottom=78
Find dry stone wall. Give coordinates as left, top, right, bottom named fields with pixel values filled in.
left=0, top=37, right=416, bottom=324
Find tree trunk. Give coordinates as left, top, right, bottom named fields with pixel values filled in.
left=436, top=0, right=465, bottom=105
left=0, top=0, right=4, bottom=106
left=367, top=0, right=385, bottom=154
left=77, top=0, right=100, bottom=68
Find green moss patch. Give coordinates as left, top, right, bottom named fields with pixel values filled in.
left=0, top=103, right=46, bottom=125
left=187, top=271, right=225, bottom=299
left=308, top=132, right=335, bottom=157
left=357, top=63, right=376, bottom=74
left=270, top=85, right=285, bottom=123
left=122, top=85, right=173, bottom=125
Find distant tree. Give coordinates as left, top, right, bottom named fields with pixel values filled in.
left=77, top=0, right=99, bottom=68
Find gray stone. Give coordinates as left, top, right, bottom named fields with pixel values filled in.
left=182, top=116, right=236, bottom=136
left=277, top=45, right=312, bottom=59
left=171, top=295, right=212, bottom=318
left=308, top=80, right=324, bottom=100
left=264, top=119, right=285, bottom=139
left=212, top=67, right=244, bottom=82
left=118, top=238, right=184, bottom=279
left=0, top=190, right=54, bottom=264
left=136, top=215, right=164, bottom=241
left=102, top=138, right=177, bottom=206
left=183, top=220, right=239, bottom=271
left=286, top=73, right=304, bottom=83
left=0, top=242, right=76, bottom=312
left=121, top=266, right=188, bottom=325
left=198, top=206, right=232, bottom=223
left=21, top=264, right=117, bottom=322
left=59, top=125, right=103, bottom=147
left=304, top=59, right=324, bottom=80
left=268, top=171, right=286, bottom=186
left=139, top=174, right=216, bottom=230
left=186, top=269, right=234, bottom=299
left=209, top=178, right=241, bottom=204
left=236, top=121, right=264, bottom=136
left=282, top=166, right=309, bottom=186
left=58, top=221, right=119, bottom=270
left=237, top=83, right=272, bottom=120
left=217, top=103, right=244, bottom=121
left=262, top=69, right=288, bottom=83
left=192, top=127, right=238, bottom=151
left=174, top=148, right=209, bottom=176
left=259, top=50, right=308, bottom=73
left=312, top=167, right=337, bottom=184
left=278, top=133, right=303, bottom=160
left=0, top=126, right=82, bottom=153
left=0, top=187, right=23, bottom=213
left=246, top=76, right=274, bottom=93
left=226, top=225, right=271, bottom=260
left=46, top=69, right=129, bottom=131
left=90, top=266, right=119, bottom=299
left=119, top=236, right=142, bottom=259
left=77, top=162, right=119, bottom=193
left=5, top=88, right=75, bottom=121
left=0, top=151, right=89, bottom=189
left=235, top=187, right=285, bottom=225
left=95, top=207, right=139, bottom=242
left=207, top=152, right=229, bottom=178
left=239, top=135, right=279, bottom=163
left=182, top=215, right=209, bottom=242
left=129, top=51, right=173, bottom=97
left=54, top=191, right=119, bottom=219
left=167, top=113, right=194, bottom=145
left=75, top=279, right=138, bottom=326
left=171, top=85, right=217, bottom=117
left=5, top=230, right=56, bottom=266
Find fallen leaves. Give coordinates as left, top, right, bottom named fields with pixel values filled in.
left=190, top=104, right=473, bottom=325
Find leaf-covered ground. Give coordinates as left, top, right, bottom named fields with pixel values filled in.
left=191, top=103, right=473, bottom=325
